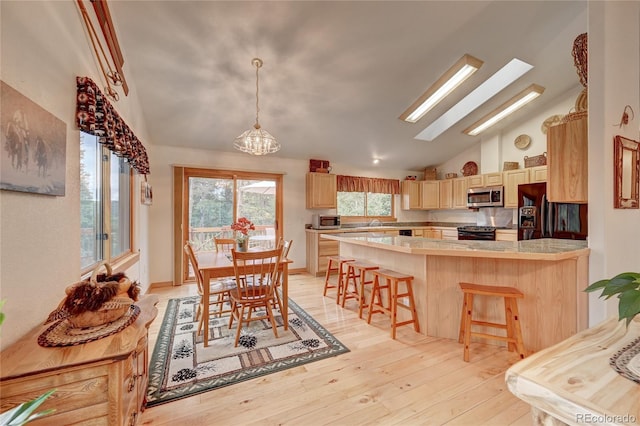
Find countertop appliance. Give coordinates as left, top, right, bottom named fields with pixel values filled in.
left=311, top=214, right=341, bottom=230
left=517, top=182, right=587, bottom=240
left=457, top=225, right=497, bottom=240
left=467, top=186, right=504, bottom=208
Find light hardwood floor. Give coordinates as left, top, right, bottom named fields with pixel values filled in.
left=140, top=272, right=532, bottom=425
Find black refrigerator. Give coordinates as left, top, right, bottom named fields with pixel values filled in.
left=517, top=182, right=588, bottom=240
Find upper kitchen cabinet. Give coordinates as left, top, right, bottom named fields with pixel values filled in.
left=529, top=165, right=548, bottom=183
left=504, top=169, right=530, bottom=208
left=547, top=116, right=588, bottom=202
left=306, top=173, right=337, bottom=209
left=421, top=181, right=440, bottom=209
left=452, top=177, right=468, bottom=209
left=467, top=172, right=503, bottom=188
left=439, top=179, right=453, bottom=209
left=401, top=180, right=422, bottom=210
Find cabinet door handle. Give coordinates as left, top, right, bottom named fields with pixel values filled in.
left=128, top=411, right=138, bottom=426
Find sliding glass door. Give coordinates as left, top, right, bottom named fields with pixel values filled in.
left=176, top=167, right=283, bottom=283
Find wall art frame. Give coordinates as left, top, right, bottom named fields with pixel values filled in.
left=1, top=81, right=67, bottom=196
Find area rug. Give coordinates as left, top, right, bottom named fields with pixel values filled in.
left=146, top=296, right=349, bottom=407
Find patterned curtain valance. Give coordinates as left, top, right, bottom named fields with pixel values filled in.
left=75, top=76, right=150, bottom=175
left=336, top=175, right=400, bottom=194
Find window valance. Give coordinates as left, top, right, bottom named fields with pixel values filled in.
left=75, top=76, right=150, bottom=175
left=336, top=175, right=400, bottom=194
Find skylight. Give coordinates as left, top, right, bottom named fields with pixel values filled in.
left=414, top=58, right=534, bottom=141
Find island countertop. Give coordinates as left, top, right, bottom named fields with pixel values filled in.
left=321, top=233, right=589, bottom=261
left=329, top=233, right=590, bottom=352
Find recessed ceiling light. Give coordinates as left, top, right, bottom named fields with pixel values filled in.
left=463, top=84, right=545, bottom=136
left=373, top=158, right=380, bottom=165
left=415, top=58, right=534, bottom=141
left=400, top=54, right=483, bottom=123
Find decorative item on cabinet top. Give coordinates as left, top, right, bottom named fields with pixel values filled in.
left=541, top=114, right=564, bottom=134
left=461, top=161, right=478, bottom=177
left=309, top=159, right=331, bottom=173
left=524, top=152, right=547, bottom=168
left=445, top=172, right=458, bottom=179
left=503, top=162, right=519, bottom=171
left=423, top=167, right=437, bottom=180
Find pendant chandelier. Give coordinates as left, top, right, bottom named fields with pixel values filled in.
left=233, top=58, right=280, bottom=155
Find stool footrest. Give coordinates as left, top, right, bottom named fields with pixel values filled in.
left=470, top=320, right=508, bottom=330
left=470, top=331, right=517, bottom=343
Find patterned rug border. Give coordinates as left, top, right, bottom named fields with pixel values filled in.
left=146, top=296, right=349, bottom=407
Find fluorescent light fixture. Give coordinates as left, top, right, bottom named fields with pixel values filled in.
left=415, top=58, right=534, bottom=141
left=463, top=84, right=545, bottom=136
left=400, top=54, right=483, bottom=123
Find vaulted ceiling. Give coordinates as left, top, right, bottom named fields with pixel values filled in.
left=109, top=1, right=587, bottom=171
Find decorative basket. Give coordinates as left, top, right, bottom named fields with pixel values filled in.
left=562, top=110, right=588, bottom=123
left=445, top=172, right=458, bottom=179
left=424, top=167, right=437, bottom=181
left=503, top=162, right=519, bottom=171
left=524, top=152, right=547, bottom=168
left=47, top=261, right=139, bottom=328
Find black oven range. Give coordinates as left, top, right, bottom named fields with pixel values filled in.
left=457, top=225, right=497, bottom=241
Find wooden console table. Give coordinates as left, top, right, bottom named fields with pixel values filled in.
left=0, top=295, right=159, bottom=425
left=506, top=315, right=640, bottom=426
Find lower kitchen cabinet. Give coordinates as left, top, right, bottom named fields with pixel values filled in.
left=496, top=229, right=518, bottom=241
left=0, top=295, right=159, bottom=426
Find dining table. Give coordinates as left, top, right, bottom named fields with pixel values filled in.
left=199, top=250, right=292, bottom=347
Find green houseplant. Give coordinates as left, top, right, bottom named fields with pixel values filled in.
left=585, top=272, right=640, bottom=325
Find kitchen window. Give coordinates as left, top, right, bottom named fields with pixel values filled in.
left=80, top=132, right=133, bottom=271
left=337, top=192, right=393, bottom=218
left=336, top=175, right=399, bottom=219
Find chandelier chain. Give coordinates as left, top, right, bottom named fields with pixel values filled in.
left=255, top=62, right=260, bottom=128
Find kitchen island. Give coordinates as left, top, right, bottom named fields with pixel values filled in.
left=322, top=233, right=590, bottom=353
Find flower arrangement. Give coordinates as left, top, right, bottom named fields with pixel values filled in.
left=231, top=217, right=255, bottom=241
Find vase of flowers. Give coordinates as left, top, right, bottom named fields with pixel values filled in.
left=231, top=217, right=255, bottom=252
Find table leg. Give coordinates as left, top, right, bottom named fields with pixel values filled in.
left=282, top=263, right=288, bottom=330
left=202, top=270, right=210, bottom=347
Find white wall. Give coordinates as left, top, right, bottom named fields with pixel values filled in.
left=587, top=1, right=640, bottom=325
left=0, top=1, right=151, bottom=348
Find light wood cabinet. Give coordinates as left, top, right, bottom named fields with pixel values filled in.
left=441, top=228, right=458, bottom=240
left=0, top=296, right=159, bottom=426
left=420, top=181, right=440, bottom=209
left=422, top=229, right=442, bottom=239
left=452, top=177, right=468, bottom=209
left=496, top=229, right=518, bottom=241
left=504, top=169, right=530, bottom=208
left=306, top=173, right=337, bottom=209
left=484, top=172, right=504, bottom=186
left=401, top=180, right=422, bottom=210
left=547, top=116, right=588, bottom=202
left=438, top=179, right=453, bottom=209
left=467, top=175, right=484, bottom=188
left=529, top=165, right=547, bottom=183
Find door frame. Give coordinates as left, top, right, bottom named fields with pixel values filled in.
left=173, top=166, right=284, bottom=285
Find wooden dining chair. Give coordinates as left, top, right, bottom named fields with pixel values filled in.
left=184, top=242, right=236, bottom=337
left=228, top=246, right=284, bottom=347
left=215, top=238, right=236, bottom=253
left=271, top=239, right=293, bottom=313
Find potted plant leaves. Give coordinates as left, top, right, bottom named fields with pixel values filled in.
left=585, top=272, right=640, bottom=325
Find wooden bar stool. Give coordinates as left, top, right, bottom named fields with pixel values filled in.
left=341, top=261, right=379, bottom=318
left=458, top=282, right=526, bottom=362
left=322, top=255, right=355, bottom=303
left=367, top=269, right=420, bottom=339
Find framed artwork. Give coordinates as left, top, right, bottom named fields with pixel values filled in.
left=141, top=180, right=153, bottom=205
left=1, top=81, right=67, bottom=196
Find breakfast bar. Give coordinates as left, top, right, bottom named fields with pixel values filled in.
left=322, top=233, right=590, bottom=352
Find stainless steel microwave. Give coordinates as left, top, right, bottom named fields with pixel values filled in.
left=311, top=214, right=341, bottom=229
left=467, top=186, right=504, bottom=208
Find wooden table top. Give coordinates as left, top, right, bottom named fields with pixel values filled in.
left=506, top=315, right=640, bottom=425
